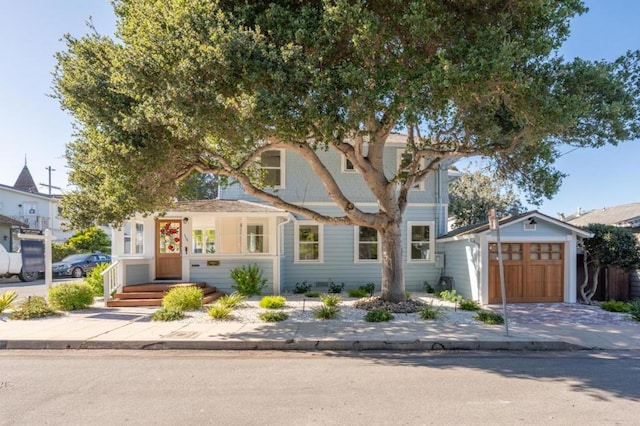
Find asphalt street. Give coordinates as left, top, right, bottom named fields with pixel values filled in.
left=0, top=350, right=638, bottom=425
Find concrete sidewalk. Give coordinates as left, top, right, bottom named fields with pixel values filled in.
left=1, top=304, right=639, bottom=351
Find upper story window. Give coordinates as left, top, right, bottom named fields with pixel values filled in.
left=407, top=221, right=434, bottom=262
left=295, top=221, right=323, bottom=262
left=397, top=149, right=424, bottom=190
left=355, top=226, right=380, bottom=262
left=261, top=150, right=285, bottom=188
left=342, top=157, right=356, bottom=173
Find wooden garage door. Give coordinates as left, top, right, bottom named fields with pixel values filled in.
left=489, top=243, right=564, bottom=303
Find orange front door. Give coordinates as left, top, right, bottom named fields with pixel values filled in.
left=156, top=220, right=182, bottom=280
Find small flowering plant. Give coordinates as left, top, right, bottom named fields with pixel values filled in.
left=160, top=221, right=181, bottom=253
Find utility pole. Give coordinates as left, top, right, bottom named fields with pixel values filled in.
left=40, top=166, right=62, bottom=196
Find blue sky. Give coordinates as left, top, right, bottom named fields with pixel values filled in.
left=0, top=1, right=638, bottom=216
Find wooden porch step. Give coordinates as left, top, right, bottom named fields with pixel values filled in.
left=121, top=282, right=209, bottom=293
left=114, top=286, right=218, bottom=300
left=106, top=282, right=225, bottom=307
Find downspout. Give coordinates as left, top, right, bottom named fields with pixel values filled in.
left=274, top=214, right=292, bottom=295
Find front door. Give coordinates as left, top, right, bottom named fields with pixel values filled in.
left=156, top=220, right=182, bottom=280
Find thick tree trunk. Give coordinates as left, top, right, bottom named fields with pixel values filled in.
left=380, top=220, right=406, bottom=303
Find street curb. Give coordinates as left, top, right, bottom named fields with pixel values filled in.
left=0, top=339, right=587, bottom=351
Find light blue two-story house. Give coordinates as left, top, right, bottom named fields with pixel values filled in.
left=108, top=134, right=450, bottom=296
left=107, top=133, right=588, bottom=305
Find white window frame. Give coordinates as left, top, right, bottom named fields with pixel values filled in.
left=354, top=226, right=381, bottom=263
left=341, top=156, right=357, bottom=173
left=396, top=149, right=425, bottom=190
left=261, top=149, right=285, bottom=189
left=192, top=227, right=216, bottom=255
left=124, top=220, right=144, bottom=255
left=246, top=218, right=269, bottom=254
left=407, top=221, right=435, bottom=262
left=294, top=221, right=323, bottom=263
left=134, top=222, right=144, bottom=254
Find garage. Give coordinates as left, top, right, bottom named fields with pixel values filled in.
left=488, top=242, right=564, bottom=303
left=440, top=211, right=593, bottom=305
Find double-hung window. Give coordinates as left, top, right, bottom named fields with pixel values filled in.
left=123, top=220, right=144, bottom=254
left=261, top=150, right=285, bottom=188
left=295, top=221, right=322, bottom=262
left=407, top=221, right=434, bottom=262
left=356, top=226, right=380, bottom=262
left=397, top=149, right=425, bottom=190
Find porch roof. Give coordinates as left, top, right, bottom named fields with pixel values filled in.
left=170, top=199, right=287, bottom=214
left=0, top=214, right=27, bottom=227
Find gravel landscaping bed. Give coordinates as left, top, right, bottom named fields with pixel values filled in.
left=179, top=294, right=479, bottom=324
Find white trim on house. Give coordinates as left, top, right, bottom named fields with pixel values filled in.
left=341, top=156, right=357, bottom=173
left=293, top=220, right=324, bottom=263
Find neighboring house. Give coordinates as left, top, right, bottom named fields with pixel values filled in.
left=0, top=214, right=27, bottom=252
left=110, top=134, right=451, bottom=296
left=438, top=211, right=592, bottom=304
left=0, top=162, right=71, bottom=247
left=567, top=202, right=640, bottom=300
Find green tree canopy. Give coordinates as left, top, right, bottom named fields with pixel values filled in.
left=579, top=223, right=640, bottom=304
left=54, top=0, right=640, bottom=302
left=449, top=166, right=525, bottom=228
left=176, top=172, right=219, bottom=200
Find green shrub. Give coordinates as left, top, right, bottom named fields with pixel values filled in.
left=304, top=291, right=320, bottom=298
left=51, top=243, right=79, bottom=263
left=459, top=299, right=481, bottom=311
left=215, top=292, right=246, bottom=309
left=439, top=289, right=463, bottom=303
left=258, top=311, right=289, bottom=322
left=419, top=302, right=442, bottom=320
left=0, top=290, right=18, bottom=312
left=83, top=263, right=110, bottom=296
left=230, top=263, right=268, bottom=296
left=320, top=293, right=341, bottom=307
left=600, top=300, right=631, bottom=313
left=423, top=281, right=434, bottom=293
left=259, top=295, right=287, bottom=309
left=361, top=282, right=375, bottom=297
left=207, top=304, right=234, bottom=319
left=293, top=281, right=312, bottom=294
left=405, top=290, right=412, bottom=299
left=152, top=307, right=184, bottom=321
left=348, top=288, right=369, bottom=298
left=364, top=309, right=394, bottom=322
left=314, top=305, right=340, bottom=319
left=628, top=299, right=640, bottom=322
left=474, top=310, right=505, bottom=325
left=48, top=283, right=95, bottom=311
left=328, top=281, right=344, bottom=294
left=10, top=297, right=59, bottom=320
left=162, top=286, right=203, bottom=311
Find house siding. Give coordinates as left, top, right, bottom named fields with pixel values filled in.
left=219, top=146, right=450, bottom=206
left=442, top=239, right=480, bottom=301
left=189, top=258, right=274, bottom=294
left=279, top=204, right=445, bottom=293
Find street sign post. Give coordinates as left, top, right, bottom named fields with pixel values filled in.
left=488, top=208, right=509, bottom=336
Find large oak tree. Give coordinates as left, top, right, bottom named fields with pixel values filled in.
left=54, top=0, right=640, bottom=302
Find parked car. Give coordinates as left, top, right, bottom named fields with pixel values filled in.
left=52, top=253, right=111, bottom=278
